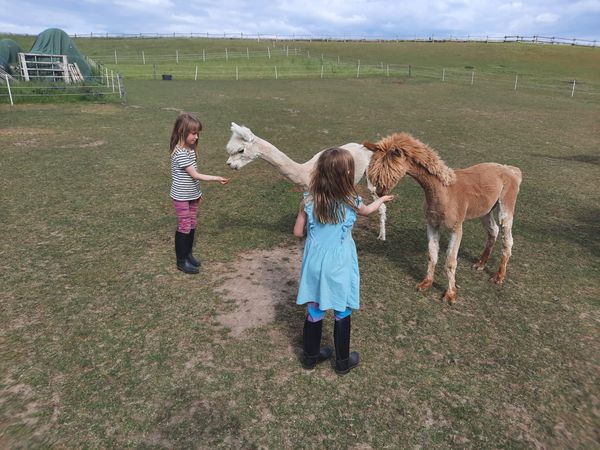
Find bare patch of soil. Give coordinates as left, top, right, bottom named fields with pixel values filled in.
left=211, top=243, right=303, bottom=337
left=0, top=127, right=57, bottom=137
left=78, top=104, right=121, bottom=115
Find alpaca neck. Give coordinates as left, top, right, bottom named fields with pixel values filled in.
left=254, top=136, right=309, bottom=186
left=407, top=165, right=447, bottom=206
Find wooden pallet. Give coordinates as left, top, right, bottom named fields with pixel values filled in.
left=18, top=52, right=69, bottom=82
left=68, top=63, right=84, bottom=82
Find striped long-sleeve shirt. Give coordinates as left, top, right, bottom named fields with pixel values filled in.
left=170, top=147, right=202, bottom=201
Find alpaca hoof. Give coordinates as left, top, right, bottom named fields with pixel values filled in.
left=416, top=279, right=432, bottom=292
left=490, top=274, right=505, bottom=284
left=377, top=234, right=386, bottom=241
left=442, top=290, right=457, bottom=303
left=473, top=261, right=486, bottom=271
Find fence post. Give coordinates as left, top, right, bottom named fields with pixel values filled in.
left=268, top=47, right=271, bottom=59
left=111, top=70, right=115, bottom=93
left=571, top=79, right=576, bottom=97
left=442, top=68, right=445, bottom=81
left=142, top=50, right=145, bottom=65
left=247, top=48, right=249, bottom=59
left=153, top=64, right=156, bottom=80
left=408, top=65, right=411, bottom=77
left=203, top=49, right=205, bottom=62
left=225, top=48, right=228, bottom=61
left=514, top=74, right=518, bottom=90
left=176, top=50, right=179, bottom=64
left=236, top=66, right=238, bottom=80
left=6, top=75, right=13, bottom=106
left=114, top=50, right=118, bottom=64
left=321, top=65, right=324, bottom=79
left=357, top=60, right=360, bottom=78
left=471, top=70, right=475, bottom=85
left=387, top=64, right=389, bottom=77
left=105, top=67, right=109, bottom=87
left=117, top=73, right=122, bottom=98
left=195, top=65, right=198, bottom=81
left=275, top=66, right=278, bottom=79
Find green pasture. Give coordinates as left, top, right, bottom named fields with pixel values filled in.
left=3, top=35, right=600, bottom=93
left=1, top=39, right=599, bottom=448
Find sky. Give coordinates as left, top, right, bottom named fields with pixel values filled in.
left=2, top=0, right=600, bottom=42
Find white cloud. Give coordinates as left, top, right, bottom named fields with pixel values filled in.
left=113, top=0, right=174, bottom=8
left=535, top=13, right=560, bottom=24
left=498, top=2, right=523, bottom=12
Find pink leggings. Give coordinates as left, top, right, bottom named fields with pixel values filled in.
left=172, top=198, right=200, bottom=233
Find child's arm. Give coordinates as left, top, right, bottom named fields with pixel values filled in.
left=357, top=195, right=394, bottom=216
left=185, top=166, right=230, bottom=184
left=293, top=200, right=307, bottom=237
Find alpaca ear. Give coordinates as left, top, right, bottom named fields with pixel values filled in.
left=231, top=122, right=254, bottom=142
left=363, top=141, right=380, bottom=152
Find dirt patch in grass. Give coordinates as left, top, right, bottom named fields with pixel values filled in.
left=78, top=104, right=122, bottom=115
left=211, top=243, right=303, bottom=337
left=0, top=127, right=57, bottom=138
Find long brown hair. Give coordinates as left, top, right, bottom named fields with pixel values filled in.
left=169, top=112, right=202, bottom=155
left=309, top=147, right=358, bottom=224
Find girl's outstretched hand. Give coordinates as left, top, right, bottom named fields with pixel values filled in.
left=217, top=177, right=230, bottom=185
left=380, top=194, right=394, bottom=203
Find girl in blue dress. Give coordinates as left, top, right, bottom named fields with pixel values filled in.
left=293, top=147, right=394, bottom=374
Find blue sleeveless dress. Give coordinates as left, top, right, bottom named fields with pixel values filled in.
left=296, top=193, right=362, bottom=312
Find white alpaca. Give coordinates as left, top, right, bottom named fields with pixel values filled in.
left=225, top=122, right=389, bottom=240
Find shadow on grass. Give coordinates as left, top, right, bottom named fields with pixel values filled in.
left=532, top=152, right=600, bottom=166
left=148, top=393, right=257, bottom=448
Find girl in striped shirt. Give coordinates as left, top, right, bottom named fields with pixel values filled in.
left=170, top=113, right=230, bottom=274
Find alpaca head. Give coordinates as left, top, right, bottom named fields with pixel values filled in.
left=226, top=122, right=259, bottom=169
left=365, top=132, right=455, bottom=196
left=364, top=134, right=410, bottom=196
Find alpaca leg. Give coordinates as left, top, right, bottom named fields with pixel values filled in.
left=416, top=224, right=439, bottom=292
left=368, top=180, right=387, bottom=241
left=443, top=225, right=463, bottom=303
left=473, top=210, right=499, bottom=271
left=377, top=202, right=387, bottom=241
left=491, top=202, right=514, bottom=284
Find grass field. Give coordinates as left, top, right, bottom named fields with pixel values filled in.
left=3, top=34, right=600, bottom=94
left=1, top=39, right=599, bottom=448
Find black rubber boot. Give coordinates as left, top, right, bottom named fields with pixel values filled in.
left=175, top=231, right=199, bottom=274
left=302, top=318, right=333, bottom=370
left=334, top=315, right=359, bottom=375
left=187, top=228, right=201, bottom=267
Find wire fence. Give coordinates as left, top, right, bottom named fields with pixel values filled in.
left=1, top=73, right=125, bottom=105
left=85, top=46, right=600, bottom=99
left=2, top=43, right=598, bottom=104
left=43, top=32, right=599, bottom=48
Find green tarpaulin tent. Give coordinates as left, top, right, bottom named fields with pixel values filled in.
left=0, top=38, right=22, bottom=74
left=30, top=28, right=92, bottom=79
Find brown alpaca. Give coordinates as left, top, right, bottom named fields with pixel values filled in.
left=364, top=133, right=522, bottom=303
